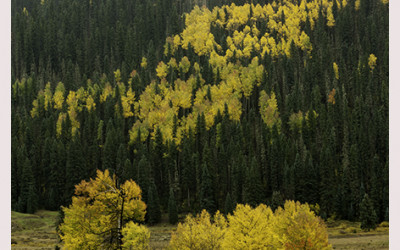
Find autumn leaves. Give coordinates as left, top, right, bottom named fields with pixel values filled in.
left=169, top=201, right=331, bottom=249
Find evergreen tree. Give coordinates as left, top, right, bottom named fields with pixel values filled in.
left=360, top=194, right=377, bottom=231
left=17, top=158, right=38, bottom=213
left=224, top=192, right=234, bottom=215
left=147, top=181, right=161, bottom=225
left=243, top=157, right=264, bottom=207
left=200, top=164, right=216, bottom=214
left=168, top=188, right=178, bottom=224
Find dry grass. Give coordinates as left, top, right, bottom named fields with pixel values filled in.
left=11, top=210, right=61, bottom=249
left=328, top=220, right=389, bottom=249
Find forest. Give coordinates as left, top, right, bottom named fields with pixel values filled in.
left=11, top=0, right=388, bottom=241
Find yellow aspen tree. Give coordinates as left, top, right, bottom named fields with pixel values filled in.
left=59, top=170, right=147, bottom=249
left=368, top=54, right=377, bottom=71
left=44, top=82, right=53, bottom=111
left=222, top=204, right=279, bottom=249
left=169, top=210, right=226, bottom=250
left=274, top=201, right=331, bottom=249
left=355, top=0, right=361, bottom=10
left=141, top=57, right=148, bottom=69
left=333, top=62, right=339, bottom=80
left=53, top=82, right=65, bottom=110
left=156, top=61, right=168, bottom=79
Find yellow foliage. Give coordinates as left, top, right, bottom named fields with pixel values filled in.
left=333, top=62, right=339, bottom=80
left=289, top=111, right=304, bottom=132
left=355, top=0, right=361, bottom=10
left=121, top=87, right=136, bottom=118
left=85, top=95, right=96, bottom=112
left=381, top=0, right=388, bottom=4
left=114, top=69, right=122, bottom=83
left=222, top=204, right=279, bottom=249
left=171, top=201, right=331, bottom=250
left=141, top=57, right=148, bottom=69
left=100, top=83, right=112, bottom=103
left=44, top=82, right=52, bottom=111
left=326, top=6, right=335, bottom=27
left=259, top=90, right=281, bottom=130
left=328, top=88, right=336, bottom=104
left=59, top=170, right=146, bottom=249
left=169, top=210, right=227, bottom=250
left=368, top=53, right=377, bottom=71
left=53, top=82, right=65, bottom=110
left=56, top=113, right=66, bottom=137
left=274, top=201, right=331, bottom=249
left=30, top=91, right=44, bottom=118
left=179, top=56, right=191, bottom=74
left=168, top=58, right=178, bottom=70
left=156, top=61, right=168, bottom=79
left=121, top=221, right=150, bottom=250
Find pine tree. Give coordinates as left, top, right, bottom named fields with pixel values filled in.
left=147, top=181, right=161, bottom=225
left=224, top=192, right=234, bottom=215
left=243, top=157, right=264, bottom=207
left=168, top=189, right=178, bottom=224
left=137, top=155, right=150, bottom=203
left=17, top=157, right=38, bottom=213
left=200, top=164, right=216, bottom=214
left=360, top=194, right=377, bottom=231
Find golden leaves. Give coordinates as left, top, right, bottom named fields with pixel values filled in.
left=259, top=90, right=281, bottom=130
left=170, top=201, right=330, bottom=250
left=328, top=88, right=336, bottom=105
left=169, top=210, right=227, bottom=250
left=368, top=54, right=377, bottom=71
left=121, top=221, right=150, bottom=250
left=355, top=0, right=361, bottom=11
left=333, top=62, right=339, bottom=80
left=59, top=170, right=147, bottom=249
left=53, top=82, right=65, bottom=110
left=141, top=57, right=148, bottom=69
left=156, top=61, right=168, bottom=79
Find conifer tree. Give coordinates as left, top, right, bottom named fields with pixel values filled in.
left=147, top=181, right=161, bottom=225
left=168, top=188, right=178, bottom=224
left=17, top=158, right=38, bottom=214
left=243, top=157, right=264, bottom=207
left=224, top=192, right=234, bottom=215
left=200, top=163, right=216, bottom=214
left=360, top=194, right=377, bottom=231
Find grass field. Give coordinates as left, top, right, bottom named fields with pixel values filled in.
left=11, top=211, right=388, bottom=249
left=11, top=210, right=61, bottom=249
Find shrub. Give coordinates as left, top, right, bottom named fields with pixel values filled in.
left=122, top=221, right=150, bottom=250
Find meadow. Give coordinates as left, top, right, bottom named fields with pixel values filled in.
left=11, top=211, right=388, bottom=249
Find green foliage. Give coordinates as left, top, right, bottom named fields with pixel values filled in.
left=360, top=194, right=378, bottom=231
left=168, top=189, right=179, bottom=224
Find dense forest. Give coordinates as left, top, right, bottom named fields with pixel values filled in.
left=12, top=0, right=388, bottom=226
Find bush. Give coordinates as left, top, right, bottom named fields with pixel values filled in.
left=345, top=227, right=358, bottom=234
left=379, top=221, right=389, bottom=228
left=122, top=221, right=150, bottom=250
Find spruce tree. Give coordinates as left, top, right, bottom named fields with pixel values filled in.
left=168, top=188, right=178, bottom=224
left=17, top=158, right=38, bottom=213
left=147, top=181, right=161, bottom=225
left=243, top=157, right=264, bottom=207
left=360, top=194, right=377, bottom=231
left=200, top=163, right=216, bottom=214
left=224, top=192, right=234, bottom=215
